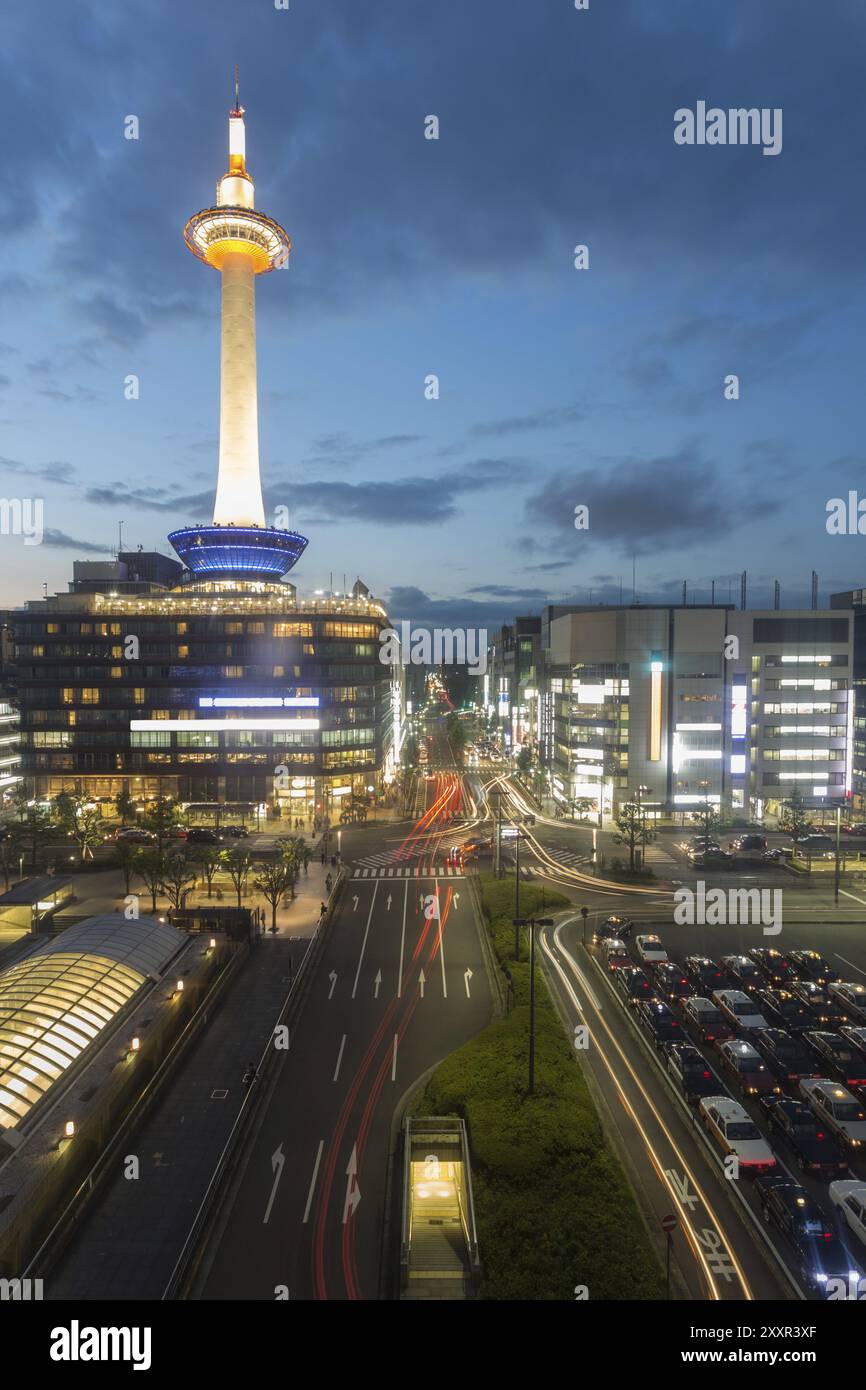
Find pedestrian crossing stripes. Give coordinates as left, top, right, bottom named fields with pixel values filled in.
left=351, top=865, right=465, bottom=879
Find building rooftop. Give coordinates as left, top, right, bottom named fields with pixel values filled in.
left=0, top=914, right=184, bottom=1130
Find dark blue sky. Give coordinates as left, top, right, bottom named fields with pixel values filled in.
left=2, top=0, right=866, bottom=628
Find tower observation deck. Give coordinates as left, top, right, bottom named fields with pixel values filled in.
left=169, top=76, right=308, bottom=582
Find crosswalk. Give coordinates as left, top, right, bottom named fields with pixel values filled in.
left=355, top=844, right=435, bottom=868
left=351, top=865, right=465, bottom=879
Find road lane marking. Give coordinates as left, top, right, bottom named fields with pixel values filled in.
left=333, top=1033, right=347, bottom=1082
left=840, top=889, right=866, bottom=910
left=398, top=881, right=408, bottom=998
left=302, top=1140, right=325, bottom=1223
left=391, top=1034, right=398, bottom=1081
left=835, top=952, right=866, bottom=978
left=351, top=879, right=380, bottom=999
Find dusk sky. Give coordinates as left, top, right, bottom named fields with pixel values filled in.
left=3, top=0, right=866, bottom=629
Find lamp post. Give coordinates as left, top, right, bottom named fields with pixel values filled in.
left=512, top=914, right=554, bottom=1094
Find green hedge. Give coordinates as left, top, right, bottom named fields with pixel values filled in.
left=415, top=872, right=666, bottom=1300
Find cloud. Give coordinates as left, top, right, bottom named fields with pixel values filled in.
left=280, top=458, right=519, bottom=525
left=524, top=439, right=782, bottom=556
left=41, top=529, right=113, bottom=553
left=469, top=405, right=584, bottom=438
left=0, top=456, right=75, bottom=485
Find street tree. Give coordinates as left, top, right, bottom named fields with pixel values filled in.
left=9, top=805, right=53, bottom=872
left=134, top=849, right=168, bottom=914
left=225, top=847, right=251, bottom=907
left=141, top=796, right=184, bottom=852
left=253, top=859, right=294, bottom=932
left=53, top=791, right=104, bottom=861
left=114, top=840, right=139, bottom=896
left=613, top=801, right=655, bottom=873
left=780, top=788, right=811, bottom=845
left=160, top=852, right=196, bottom=913
left=691, top=794, right=721, bottom=842
left=115, top=788, right=136, bottom=826
left=194, top=846, right=225, bottom=898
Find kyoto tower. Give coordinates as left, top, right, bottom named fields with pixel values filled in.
left=169, top=73, right=308, bottom=581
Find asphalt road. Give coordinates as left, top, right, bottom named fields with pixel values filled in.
left=197, top=752, right=492, bottom=1300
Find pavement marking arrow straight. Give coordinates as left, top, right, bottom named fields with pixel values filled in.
left=464, top=967, right=473, bottom=998
left=351, top=878, right=380, bottom=999
left=342, top=1145, right=361, bottom=1224
left=328, top=971, right=337, bottom=1000
left=263, top=1143, right=285, bottom=1225
left=419, top=969, right=426, bottom=998
left=386, top=893, right=392, bottom=910
left=373, top=969, right=382, bottom=999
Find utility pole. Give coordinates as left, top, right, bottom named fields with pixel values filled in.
left=834, top=803, right=842, bottom=905
left=512, top=914, right=555, bottom=1094
left=514, top=830, right=521, bottom=957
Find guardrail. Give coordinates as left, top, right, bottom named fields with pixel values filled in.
left=162, top=868, right=347, bottom=1299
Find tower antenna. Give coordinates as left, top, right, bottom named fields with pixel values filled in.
left=234, top=64, right=239, bottom=112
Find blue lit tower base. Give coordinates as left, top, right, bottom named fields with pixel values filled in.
left=168, top=524, right=308, bottom=581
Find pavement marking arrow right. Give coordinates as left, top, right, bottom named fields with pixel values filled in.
left=464, top=967, right=473, bottom=997
left=328, top=971, right=337, bottom=1000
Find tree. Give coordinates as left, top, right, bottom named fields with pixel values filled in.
left=225, top=847, right=251, bottom=907
left=571, top=796, right=594, bottom=822
left=134, top=849, right=168, bottom=914
left=141, top=796, right=183, bottom=852
left=278, top=838, right=304, bottom=898
left=115, top=788, right=136, bottom=826
left=9, top=805, right=53, bottom=871
left=253, top=859, right=294, bottom=932
left=160, top=852, right=196, bottom=913
left=780, top=788, right=811, bottom=845
left=613, top=801, right=655, bottom=873
left=691, top=794, right=720, bottom=841
left=516, top=745, right=533, bottom=776
left=193, top=846, right=225, bottom=899
left=114, top=840, right=139, bottom=896
left=53, top=791, right=104, bottom=861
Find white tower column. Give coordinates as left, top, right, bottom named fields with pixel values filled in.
left=214, top=251, right=265, bottom=527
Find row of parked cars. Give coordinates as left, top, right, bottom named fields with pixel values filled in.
left=113, top=824, right=251, bottom=846
left=594, top=919, right=866, bottom=1293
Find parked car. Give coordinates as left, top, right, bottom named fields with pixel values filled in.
left=752, top=1028, right=822, bottom=1087
left=616, top=966, right=654, bottom=1007
left=733, top=833, right=767, bottom=851
left=799, top=1079, right=866, bottom=1152
left=756, top=1176, right=857, bottom=1291
left=830, top=1181, right=866, bottom=1251
left=635, top=997, right=682, bottom=1048
left=842, top=823, right=866, bottom=836
left=682, top=997, right=735, bottom=1045
left=699, top=1096, right=777, bottom=1174
left=114, top=828, right=156, bottom=845
left=634, top=934, right=667, bottom=965
left=759, top=1097, right=850, bottom=1176
left=804, top=1032, right=866, bottom=1093
left=651, top=961, right=693, bottom=1005
left=687, top=848, right=735, bottom=869
left=185, top=827, right=220, bottom=845
left=788, top=949, right=839, bottom=985
left=717, top=1039, right=781, bottom=1097
left=683, top=836, right=721, bottom=853
left=684, top=955, right=725, bottom=995
left=794, top=833, right=835, bottom=853
left=754, top=988, right=816, bottom=1035
left=713, top=988, right=769, bottom=1033
left=830, top=982, right=866, bottom=1024
left=747, top=948, right=798, bottom=987
left=221, top=825, right=250, bottom=838
left=721, top=954, right=764, bottom=993
left=790, top=981, right=848, bottom=1030
left=663, top=1042, right=720, bottom=1103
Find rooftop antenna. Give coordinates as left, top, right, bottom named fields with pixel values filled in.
left=740, top=570, right=747, bottom=611
left=774, top=579, right=780, bottom=610
left=233, top=63, right=240, bottom=113
left=811, top=570, right=818, bottom=610
left=711, top=579, right=715, bottom=605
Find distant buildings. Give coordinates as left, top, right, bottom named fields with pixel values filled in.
left=484, top=602, right=855, bottom=822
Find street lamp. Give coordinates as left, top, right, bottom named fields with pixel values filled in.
left=512, top=914, right=554, bottom=1094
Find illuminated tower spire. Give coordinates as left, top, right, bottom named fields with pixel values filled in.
left=169, top=76, right=306, bottom=582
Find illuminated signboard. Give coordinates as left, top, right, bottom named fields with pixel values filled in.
left=731, top=685, right=747, bottom=738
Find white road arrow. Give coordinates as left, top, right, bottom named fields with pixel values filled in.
left=352, top=894, right=359, bottom=911
left=342, top=1145, right=361, bottom=1224
left=263, top=1143, right=285, bottom=1224
left=464, top=967, right=473, bottom=998
left=328, top=971, right=337, bottom=1000
left=373, top=969, right=382, bottom=999
left=419, top=969, right=426, bottom=998
left=386, top=894, right=392, bottom=910
left=453, top=893, right=460, bottom=906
